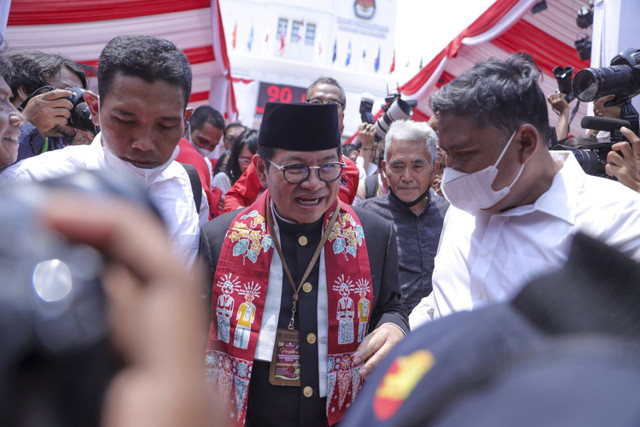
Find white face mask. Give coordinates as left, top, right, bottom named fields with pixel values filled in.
left=98, top=109, right=179, bottom=189
left=192, top=143, right=213, bottom=158
left=441, top=131, right=524, bottom=212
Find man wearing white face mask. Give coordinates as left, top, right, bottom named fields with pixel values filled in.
left=0, top=35, right=206, bottom=266
left=409, top=53, right=640, bottom=327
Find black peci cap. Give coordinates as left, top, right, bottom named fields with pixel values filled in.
left=258, top=102, right=341, bottom=151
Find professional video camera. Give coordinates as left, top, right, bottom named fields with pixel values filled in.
left=550, top=116, right=631, bottom=178
left=573, top=47, right=640, bottom=137
left=359, top=91, right=416, bottom=140
left=0, top=170, right=160, bottom=426
left=18, top=85, right=97, bottom=133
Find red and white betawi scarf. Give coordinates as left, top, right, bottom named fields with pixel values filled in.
left=206, top=190, right=373, bottom=426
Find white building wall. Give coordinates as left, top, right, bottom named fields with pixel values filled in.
left=220, top=0, right=400, bottom=137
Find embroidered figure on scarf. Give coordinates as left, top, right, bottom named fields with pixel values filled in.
left=228, top=210, right=273, bottom=264
left=334, top=275, right=355, bottom=344
left=216, top=273, right=240, bottom=343
left=328, top=211, right=365, bottom=260
left=356, top=279, right=371, bottom=342
left=234, top=281, right=261, bottom=349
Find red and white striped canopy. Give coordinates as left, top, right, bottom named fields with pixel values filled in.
left=401, top=0, right=591, bottom=136
left=5, top=0, right=238, bottom=119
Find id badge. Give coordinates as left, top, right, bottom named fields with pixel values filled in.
left=269, top=328, right=301, bottom=386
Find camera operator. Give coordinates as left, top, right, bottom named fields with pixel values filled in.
left=5, top=50, right=87, bottom=161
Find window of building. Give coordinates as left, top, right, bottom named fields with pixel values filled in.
left=277, top=18, right=288, bottom=40
left=305, top=23, right=316, bottom=46
left=291, top=20, right=302, bottom=43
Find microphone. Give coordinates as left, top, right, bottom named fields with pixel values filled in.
left=581, top=116, right=632, bottom=132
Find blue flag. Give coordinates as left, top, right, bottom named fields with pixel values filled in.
left=332, top=39, right=337, bottom=64
left=374, top=46, right=380, bottom=73
left=247, top=24, right=254, bottom=52
left=345, top=41, right=352, bottom=67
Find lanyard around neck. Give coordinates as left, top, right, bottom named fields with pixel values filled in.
left=265, top=197, right=341, bottom=329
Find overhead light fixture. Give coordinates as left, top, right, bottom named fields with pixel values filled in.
left=577, top=4, right=594, bottom=28
left=531, top=0, right=547, bottom=14
left=575, top=36, right=592, bottom=61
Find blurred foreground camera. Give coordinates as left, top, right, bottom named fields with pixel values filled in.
left=0, top=170, right=160, bottom=427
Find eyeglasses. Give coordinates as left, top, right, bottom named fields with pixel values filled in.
left=267, top=160, right=346, bottom=184
left=305, top=97, right=345, bottom=108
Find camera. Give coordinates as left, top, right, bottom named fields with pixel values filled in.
left=573, top=48, right=640, bottom=106
left=359, top=92, right=416, bottom=140
left=65, top=87, right=96, bottom=133
left=553, top=66, right=576, bottom=103
left=18, top=85, right=97, bottom=133
left=0, top=170, right=160, bottom=426
left=550, top=116, right=632, bottom=178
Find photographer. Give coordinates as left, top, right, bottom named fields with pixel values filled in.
left=5, top=50, right=87, bottom=161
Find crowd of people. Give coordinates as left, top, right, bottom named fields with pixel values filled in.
left=2, top=31, right=640, bottom=426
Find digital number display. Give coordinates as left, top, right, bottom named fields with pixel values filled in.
left=256, top=82, right=307, bottom=114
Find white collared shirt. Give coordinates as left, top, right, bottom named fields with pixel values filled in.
left=0, top=134, right=202, bottom=266
left=411, top=152, right=640, bottom=326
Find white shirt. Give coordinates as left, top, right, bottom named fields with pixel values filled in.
left=411, top=152, right=640, bottom=326
left=212, top=171, right=232, bottom=196
left=355, top=155, right=378, bottom=181
left=0, top=135, right=203, bottom=266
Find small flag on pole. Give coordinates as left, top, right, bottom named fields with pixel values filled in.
left=345, top=41, right=352, bottom=67
left=232, top=21, right=237, bottom=50
left=389, top=49, right=396, bottom=73
left=279, top=29, right=286, bottom=56
left=332, top=39, right=337, bottom=64
left=374, top=46, right=381, bottom=73
left=247, top=24, right=254, bottom=52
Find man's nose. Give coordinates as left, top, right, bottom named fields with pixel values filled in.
left=301, top=168, right=324, bottom=190
left=131, top=133, right=156, bottom=151
left=9, top=103, right=25, bottom=127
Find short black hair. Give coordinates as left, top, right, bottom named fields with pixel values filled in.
left=430, top=53, right=549, bottom=141
left=5, top=50, right=87, bottom=101
left=189, top=105, right=224, bottom=131
left=306, top=77, right=346, bottom=108
left=98, top=35, right=192, bottom=107
left=226, top=129, right=258, bottom=184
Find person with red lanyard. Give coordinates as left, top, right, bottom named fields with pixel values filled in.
left=200, top=102, right=408, bottom=426
left=223, top=77, right=360, bottom=212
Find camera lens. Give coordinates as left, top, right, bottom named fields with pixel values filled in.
left=574, top=65, right=635, bottom=102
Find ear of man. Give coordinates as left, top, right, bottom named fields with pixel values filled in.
left=83, top=90, right=100, bottom=126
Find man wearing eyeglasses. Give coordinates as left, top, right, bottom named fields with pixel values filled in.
left=222, top=77, right=360, bottom=213
left=200, top=102, right=408, bottom=427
